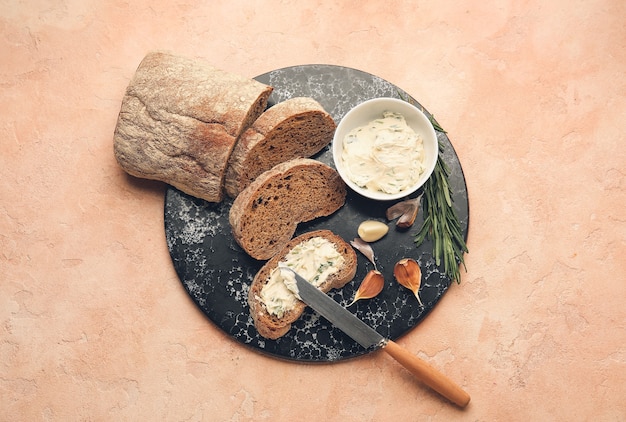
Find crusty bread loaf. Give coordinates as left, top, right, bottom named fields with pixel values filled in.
left=113, top=51, right=273, bottom=202
left=224, top=97, right=336, bottom=198
left=229, top=158, right=347, bottom=260
left=248, top=230, right=357, bottom=339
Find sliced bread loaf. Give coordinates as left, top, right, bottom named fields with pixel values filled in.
left=113, top=51, right=273, bottom=202
left=248, top=230, right=357, bottom=339
left=229, top=158, right=347, bottom=260
left=224, top=97, right=336, bottom=198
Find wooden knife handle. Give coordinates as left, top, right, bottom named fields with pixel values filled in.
left=382, top=340, right=471, bottom=408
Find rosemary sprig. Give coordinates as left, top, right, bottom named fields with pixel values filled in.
left=414, top=139, right=468, bottom=284
left=396, top=90, right=468, bottom=283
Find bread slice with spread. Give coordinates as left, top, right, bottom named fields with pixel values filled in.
left=224, top=97, right=336, bottom=198
left=229, top=157, right=347, bottom=260
left=248, top=230, right=357, bottom=339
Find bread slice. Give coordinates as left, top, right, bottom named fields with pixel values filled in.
left=248, top=230, right=357, bottom=339
left=229, top=158, right=347, bottom=260
left=113, top=51, right=273, bottom=202
left=224, top=97, right=336, bottom=198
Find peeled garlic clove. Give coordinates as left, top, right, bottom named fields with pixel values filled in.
left=348, top=270, right=384, bottom=306
left=393, top=258, right=423, bottom=306
left=357, top=220, right=389, bottom=242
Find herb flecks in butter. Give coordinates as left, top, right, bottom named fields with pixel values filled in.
left=341, top=111, right=425, bottom=195
left=260, top=237, right=345, bottom=318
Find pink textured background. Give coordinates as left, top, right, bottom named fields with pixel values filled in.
left=2, top=1, right=625, bottom=420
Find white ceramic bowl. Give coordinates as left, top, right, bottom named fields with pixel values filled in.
left=332, top=97, right=438, bottom=201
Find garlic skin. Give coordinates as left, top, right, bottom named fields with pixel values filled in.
left=393, top=258, right=423, bottom=306
left=348, top=269, right=384, bottom=306
left=350, top=238, right=377, bottom=270
left=357, top=220, right=389, bottom=242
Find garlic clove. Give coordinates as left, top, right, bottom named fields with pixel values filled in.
left=386, top=195, right=421, bottom=228
left=348, top=270, right=384, bottom=306
left=357, top=220, right=389, bottom=242
left=386, top=203, right=407, bottom=220
left=393, top=258, right=423, bottom=306
left=350, top=238, right=377, bottom=269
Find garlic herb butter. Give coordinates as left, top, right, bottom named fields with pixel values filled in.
left=260, top=237, right=345, bottom=317
left=341, top=111, right=425, bottom=194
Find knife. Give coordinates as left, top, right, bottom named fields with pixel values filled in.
left=284, top=268, right=471, bottom=408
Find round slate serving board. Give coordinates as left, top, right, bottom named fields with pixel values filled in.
left=164, top=65, right=469, bottom=362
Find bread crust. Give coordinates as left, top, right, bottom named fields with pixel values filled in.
left=248, top=230, right=357, bottom=339
left=113, top=51, right=273, bottom=202
left=229, top=158, right=347, bottom=260
left=224, top=97, right=336, bottom=198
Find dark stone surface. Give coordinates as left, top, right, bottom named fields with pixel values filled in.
left=164, top=65, right=469, bottom=362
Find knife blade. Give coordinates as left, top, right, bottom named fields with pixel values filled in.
left=284, top=268, right=471, bottom=408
